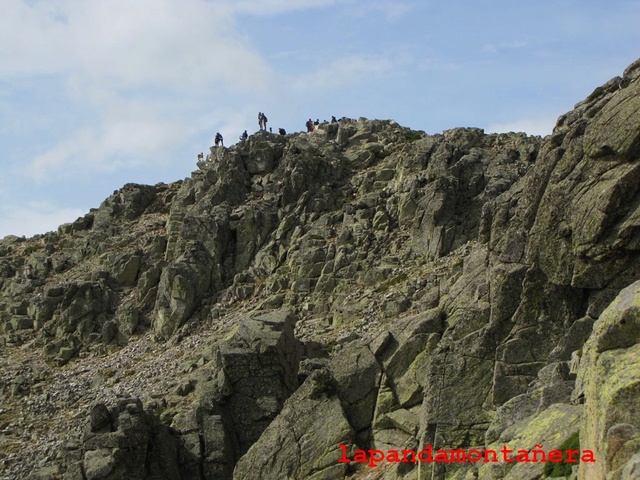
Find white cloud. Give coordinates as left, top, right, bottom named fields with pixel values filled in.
left=5, top=0, right=407, bottom=185
left=26, top=128, right=96, bottom=182
left=482, top=41, right=529, bottom=54
left=1, top=0, right=284, bottom=182
left=346, top=1, right=415, bottom=22
left=226, top=0, right=343, bottom=16
left=0, top=201, right=86, bottom=238
left=486, top=115, right=558, bottom=137
left=291, top=54, right=395, bottom=91
left=24, top=111, right=201, bottom=182
left=0, top=0, right=270, bottom=91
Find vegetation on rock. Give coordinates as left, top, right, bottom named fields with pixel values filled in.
left=543, top=431, right=580, bottom=478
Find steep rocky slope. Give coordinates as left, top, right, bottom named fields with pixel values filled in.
left=2, top=58, right=640, bottom=479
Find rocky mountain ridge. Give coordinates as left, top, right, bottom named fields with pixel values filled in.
left=2, top=58, right=640, bottom=479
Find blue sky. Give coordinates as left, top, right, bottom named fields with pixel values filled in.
left=2, top=0, right=640, bottom=238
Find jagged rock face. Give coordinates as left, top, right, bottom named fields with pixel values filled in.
left=575, top=281, right=640, bottom=480
left=166, top=309, right=301, bottom=477
left=526, top=74, right=640, bottom=290
left=56, top=310, right=300, bottom=479
left=0, top=118, right=539, bottom=362
left=0, top=182, right=176, bottom=362
left=80, top=398, right=182, bottom=480
left=3, top=59, right=640, bottom=479
left=233, top=368, right=355, bottom=480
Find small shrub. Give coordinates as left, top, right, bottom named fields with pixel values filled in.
left=159, top=409, right=175, bottom=425
left=543, top=431, right=580, bottom=478
left=325, top=340, right=338, bottom=354
left=310, top=369, right=338, bottom=400
left=23, top=244, right=43, bottom=255
left=374, top=273, right=409, bottom=293
left=404, top=131, right=423, bottom=143
left=586, top=86, right=605, bottom=103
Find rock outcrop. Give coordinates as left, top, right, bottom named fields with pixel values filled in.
left=2, top=58, right=640, bottom=479
left=575, top=281, right=640, bottom=479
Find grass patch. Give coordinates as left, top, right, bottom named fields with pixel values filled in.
left=543, top=431, right=580, bottom=478
left=23, top=244, right=43, bottom=255
left=159, top=409, right=175, bottom=426
left=374, top=272, right=409, bottom=293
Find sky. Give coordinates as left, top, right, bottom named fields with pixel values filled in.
left=2, top=0, right=640, bottom=238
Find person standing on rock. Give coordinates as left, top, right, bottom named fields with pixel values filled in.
left=240, top=130, right=248, bottom=142
left=215, top=132, right=223, bottom=147
left=306, top=119, right=314, bottom=132
left=263, top=113, right=268, bottom=131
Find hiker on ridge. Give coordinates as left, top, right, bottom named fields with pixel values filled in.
left=258, top=112, right=268, bottom=131
left=215, top=132, right=223, bottom=147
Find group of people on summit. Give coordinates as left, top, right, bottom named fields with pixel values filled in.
left=208, top=112, right=341, bottom=153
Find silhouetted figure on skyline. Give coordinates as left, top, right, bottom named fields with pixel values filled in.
left=258, top=112, right=268, bottom=131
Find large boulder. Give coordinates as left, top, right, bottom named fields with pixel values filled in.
left=233, top=368, right=354, bottom=480
left=171, top=308, right=302, bottom=477
left=576, top=281, right=640, bottom=479
left=79, top=399, right=181, bottom=480
left=215, top=309, right=301, bottom=456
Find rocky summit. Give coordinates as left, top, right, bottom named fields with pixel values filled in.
left=2, top=59, right=640, bottom=480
